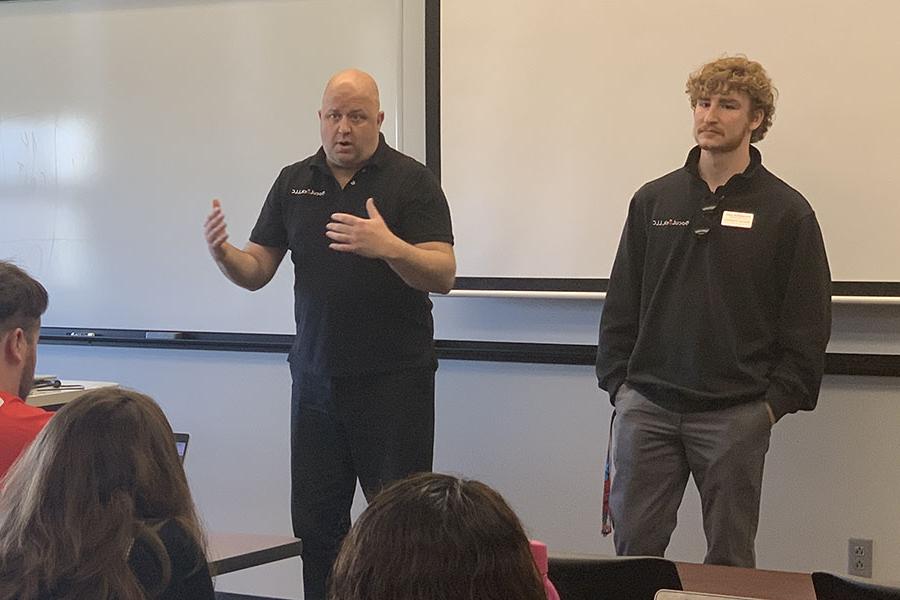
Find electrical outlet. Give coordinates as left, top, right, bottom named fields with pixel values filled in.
left=848, top=538, right=873, bottom=578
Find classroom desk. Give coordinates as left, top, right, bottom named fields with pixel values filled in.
left=26, top=380, right=118, bottom=410
left=208, top=532, right=302, bottom=576
left=676, top=562, right=815, bottom=600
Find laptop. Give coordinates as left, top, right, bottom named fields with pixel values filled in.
left=655, top=591, right=764, bottom=600
left=174, top=432, right=190, bottom=464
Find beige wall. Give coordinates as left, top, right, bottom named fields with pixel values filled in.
left=36, top=299, right=900, bottom=597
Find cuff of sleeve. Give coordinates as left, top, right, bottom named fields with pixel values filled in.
left=607, top=376, right=625, bottom=405
left=764, top=389, right=796, bottom=422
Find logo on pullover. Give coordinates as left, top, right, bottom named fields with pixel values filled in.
left=652, top=218, right=690, bottom=227
left=291, top=188, right=326, bottom=196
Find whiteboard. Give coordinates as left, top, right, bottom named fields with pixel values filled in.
left=441, top=0, right=900, bottom=282
left=0, top=0, right=426, bottom=333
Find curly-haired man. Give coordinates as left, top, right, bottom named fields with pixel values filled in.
left=596, top=56, right=832, bottom=567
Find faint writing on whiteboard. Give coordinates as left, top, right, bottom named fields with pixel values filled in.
left=0, top=116, right=96, bottom=189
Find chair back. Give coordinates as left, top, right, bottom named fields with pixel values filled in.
left=547, top=553, right=682, bottom=600
left=812, top=571, right=900, bottom=600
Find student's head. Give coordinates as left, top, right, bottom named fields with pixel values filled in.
left=686, top=55, right=776, bottom=145
left=0, top=388, right=203, bottom=600
left=0, top=261, right=48, bottom=399
left=319, top=68, right=384, bottom=172
left=329, top=472, right=546, bottom=600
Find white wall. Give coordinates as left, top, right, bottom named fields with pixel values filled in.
left=35, top=300, right=900, bottom=598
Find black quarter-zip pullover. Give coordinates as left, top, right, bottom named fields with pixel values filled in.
left=597, top=146, right=831, bottom=420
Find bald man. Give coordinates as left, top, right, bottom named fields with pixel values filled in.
left=204, top=69, right=455, bottom=599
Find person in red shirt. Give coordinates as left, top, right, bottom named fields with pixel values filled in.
left=0, top=261, right=52, bottom=480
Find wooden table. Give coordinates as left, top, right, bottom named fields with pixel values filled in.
left=208, top=532, right=302, bottom=576
left=204, top=540, right=819, bottom=597
left=548, top=552, right=815, bottom=600
left=677, top=562, right=815, bottom=600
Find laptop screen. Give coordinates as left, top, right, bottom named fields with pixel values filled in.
left=173, top=432, right=189, bottom=464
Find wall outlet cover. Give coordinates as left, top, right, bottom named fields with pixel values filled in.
left=848, top=538, right=873, bottom=578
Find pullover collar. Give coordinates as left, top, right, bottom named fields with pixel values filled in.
left=684, top=144, right=763, bottom=189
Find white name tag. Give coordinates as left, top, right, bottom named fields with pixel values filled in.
left=721, top=211, right=754, bottom=229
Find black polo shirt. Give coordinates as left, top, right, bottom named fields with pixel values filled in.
left=250, top=134, right=454, bottom=376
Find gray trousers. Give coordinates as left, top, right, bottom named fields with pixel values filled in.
left=610, top=383, right=772, bottom=567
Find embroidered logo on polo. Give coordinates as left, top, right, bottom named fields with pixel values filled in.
left=651, top=218, right=690, bottom=227
left=291, top=188, right=326, bottom=197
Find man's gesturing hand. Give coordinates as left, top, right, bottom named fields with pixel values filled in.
left=326, top=198, right=400, bottom=259
left=204, top=199, right=229, bottom=260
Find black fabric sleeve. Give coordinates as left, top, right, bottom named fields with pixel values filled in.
left=596, top=195, right=646, bottom=403
left=764, top=212, right=832, bottom=420
left=398, top=167, right=454, bottom=245
left=162, top=520, right=215, bottom=600
left=249, top=168, right=289, bottom=248
left=130, top=520, right=215, bottom=600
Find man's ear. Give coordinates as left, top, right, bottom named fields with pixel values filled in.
left=1, top=330, right=15, bottom=364
left=6, top=328, right=28, bottom=364
left=750, top=108, right=764, bottom=131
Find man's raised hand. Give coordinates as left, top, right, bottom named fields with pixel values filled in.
left=326, top=198, right=400, bottom=259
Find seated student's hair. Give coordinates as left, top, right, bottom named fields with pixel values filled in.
left=0, top=260, right=48, bottom=334
left=329, top=472, right=547, bottom=600
left=0, top=388, right=209, bottom=600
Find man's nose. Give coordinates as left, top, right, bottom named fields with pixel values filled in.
left=337, top=117, right=351, bottom=132
left=704, top=105, right=719, bottom=122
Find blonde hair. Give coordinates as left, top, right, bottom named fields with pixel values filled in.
left=0, top=389, right=206, bottom=599
left=686, top=55, right=777, bottom=142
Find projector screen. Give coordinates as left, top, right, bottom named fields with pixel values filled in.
left=0, top=0, right=426, bottom=333
left=441, top=0, right=900, bottom=284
